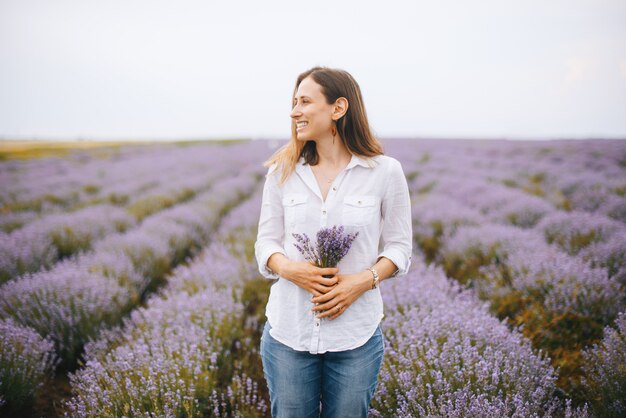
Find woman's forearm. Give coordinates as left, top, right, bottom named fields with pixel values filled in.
left=371, top=256, right=399, bottom=284
left=267, top=252, right=291, bottom=277
left=270, top=253, right=398, bottom=284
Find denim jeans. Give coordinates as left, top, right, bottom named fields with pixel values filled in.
left=260, top=321, right=385, bottom=418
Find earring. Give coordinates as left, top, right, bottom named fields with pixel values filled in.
left=331, top=119, right=337, bottom=145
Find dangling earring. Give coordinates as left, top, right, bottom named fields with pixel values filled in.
left=331, top=120, right=337, bottom=145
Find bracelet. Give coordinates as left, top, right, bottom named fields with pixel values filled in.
left=367, top=267, right=379, bottom=290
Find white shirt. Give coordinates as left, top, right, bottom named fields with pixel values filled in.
left=254, top=153, right=412, bottom=354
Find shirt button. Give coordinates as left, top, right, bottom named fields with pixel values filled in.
left=316, top=323, right=319, bottom=327
left=332, top=187, right=337, bottom=191
left=358, top=200, right=362, bottom=204
left=322, top=210, right=326, bottom=214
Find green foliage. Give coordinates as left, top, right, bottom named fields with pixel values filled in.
left=613, top=184, right=626, bottom=196
left=107, top=192, right=130, bottom=205
left=82, top=184, right=100, bottom=195
left=0, top=325, right=57, bottom=413
left=2, top=198, right=44, bottom=213
left=0, top=220, right=25, bottom=233
left=529, top=172, right=546, bottom=184
left=521, top=184, right=545, bottom=197
left=502, top=178, right=518, bottom=188
left=441, top=244, right=503, bottom=286
left=580, top=314, right=626, bottom=418
left=544, top=230, right=598, bottom=256
left=413, top=220, right=445, bottom=264
left=405, top=171, right=419, bottom=183
left=127, top=195, right=177, bottom=220
left=484, top=274, right=611, bottom=403
left=49, top=227, right=94, bottom=259
left=417, top=180, right=437, bottom=194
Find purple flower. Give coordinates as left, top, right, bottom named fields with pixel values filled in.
left=292, top=225, right=358, bottom=268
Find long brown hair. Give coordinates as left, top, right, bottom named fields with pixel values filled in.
left=264, top=66, right=384, bottom=184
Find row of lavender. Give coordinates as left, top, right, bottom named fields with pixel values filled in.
left=63, top=191, right=270, bottom=416
left=1, top=144, right=209, bottom=226
left=0, top=142, right=268, bottom=283
left=0, top=142, right=270, bottom=412
left=387, top=139, right=625, bottom=414
left=0, top=142, right=251, bottom=218
left=0, top=173, right=260, bottom=410
left=63, top=180, right=593, bottom=417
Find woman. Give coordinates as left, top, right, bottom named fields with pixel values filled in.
left=254, top=66, right=412, bottom=418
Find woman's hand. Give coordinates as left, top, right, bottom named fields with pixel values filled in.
left=311, top=271, right=372, bottom=320
left=279, top=260, right=339, bottom=297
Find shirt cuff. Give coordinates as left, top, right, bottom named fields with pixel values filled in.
left=257, top=245, right=286, bottom=280
left=377, top=249, right=411, bottom=278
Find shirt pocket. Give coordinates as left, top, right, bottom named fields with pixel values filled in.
left=341, top=195, right=379, bottom=227
left=283, top=193, right=308, bottom=230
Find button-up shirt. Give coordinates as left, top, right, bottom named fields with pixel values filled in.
left=254, top=153, right=412, bottom=353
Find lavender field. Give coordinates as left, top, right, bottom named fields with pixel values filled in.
left=0, top=138, right=624, bottom=417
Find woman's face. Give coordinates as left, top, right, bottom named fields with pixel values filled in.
left=290, top=76, right=334, bottom=143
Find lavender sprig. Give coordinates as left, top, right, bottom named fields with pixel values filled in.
left=292, top=225, right=359, bottom=268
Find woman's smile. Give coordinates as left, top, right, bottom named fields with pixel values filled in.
left=291, top=76, right=336, bottom=141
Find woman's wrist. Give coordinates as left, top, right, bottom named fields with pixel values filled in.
left=367, top=267, right=379, bottom=289
left=268, top=253, right=289, bottom=278
left=359, top=270, right=374, bottom=293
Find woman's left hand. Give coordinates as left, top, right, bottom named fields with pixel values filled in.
left=311, top=271, right=372, bottom=320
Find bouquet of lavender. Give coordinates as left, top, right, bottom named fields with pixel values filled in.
left=292, top=225, right=359, bottom=276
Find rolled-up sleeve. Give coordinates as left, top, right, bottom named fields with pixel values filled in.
left=377, top=159, right=412, bottom=277
left=255, top=164, right=286, bottom=279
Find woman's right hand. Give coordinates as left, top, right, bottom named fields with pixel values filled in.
left=279, top=260, right=339, bottom=297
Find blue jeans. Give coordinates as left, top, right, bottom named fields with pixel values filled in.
left=260, top=321, right=385, bottom=418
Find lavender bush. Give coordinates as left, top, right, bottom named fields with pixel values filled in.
left=476, top=248, right=624, bottom=383
left=0, top=266, right=136, bottom=367
left=535, top=211, right=626, bottom=256
left=411, top=193, right=485, bottom=263
left=0, top=231, right=57, bottom=283
left=0, top=203, right=142, bottom=282
left=371, top=259, right=590, bottom=417
left=579, top=234, right=626, bottom=287
left=0, top=210, right=38, bottom=233
left=439, top=223, right=550, bottom=285
left=580, top=311, right=626, bottom=418
left=0, top=318, right=59, bottom=410
left=65, top=216, right=267, bottom=417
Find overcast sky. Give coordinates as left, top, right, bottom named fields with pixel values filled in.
left=1, top=0, right=625, bottom=141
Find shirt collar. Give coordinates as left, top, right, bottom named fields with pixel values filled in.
left=296, top=153, right=377, bottom=170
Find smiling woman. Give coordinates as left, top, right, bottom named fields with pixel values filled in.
left=254, top=66, right=413, bottom=417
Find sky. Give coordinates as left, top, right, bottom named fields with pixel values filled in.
left=1, top=0, right=625, bottom=141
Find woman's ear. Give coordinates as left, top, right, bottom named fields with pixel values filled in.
left=332, top=97, right=349, bottom=120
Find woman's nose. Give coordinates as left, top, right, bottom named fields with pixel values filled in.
left=290, top=105, right=301, bottom=118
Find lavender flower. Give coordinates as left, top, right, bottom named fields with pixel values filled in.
left=292, top=225, right=358, bottom=269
